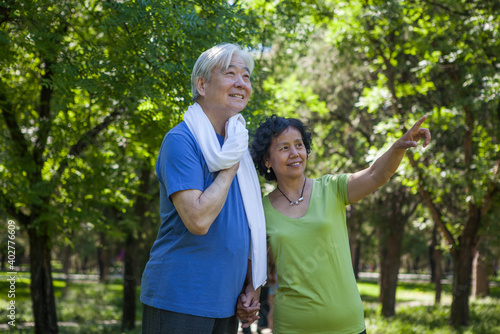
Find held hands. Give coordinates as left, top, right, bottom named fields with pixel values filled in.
left=394, top=115, right=432, bottom=150
left=236, top=285, right=261, bottom=328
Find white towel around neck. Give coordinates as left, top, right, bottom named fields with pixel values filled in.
left=183, top=103, right=267, bottom=289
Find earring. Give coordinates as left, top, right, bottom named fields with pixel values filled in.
left=267, top=168, right=271, bottom=173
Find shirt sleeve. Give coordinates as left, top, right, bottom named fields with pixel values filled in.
left=157, top=127, right=206, bottom=199
left=338, top=173, right=352, bottom=206
left=323, top=173, right=352, bottom=206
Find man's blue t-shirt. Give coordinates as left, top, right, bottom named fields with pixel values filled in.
left=140, top=121, right=250, bottom=318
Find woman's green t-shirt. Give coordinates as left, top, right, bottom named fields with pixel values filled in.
left=264, top=174, right=366, bottom=334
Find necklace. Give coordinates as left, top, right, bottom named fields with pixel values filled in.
left=277, top=177, right=307, bottom=206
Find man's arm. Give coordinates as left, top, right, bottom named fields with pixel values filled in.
left=171, top=162, right=239, bottom=235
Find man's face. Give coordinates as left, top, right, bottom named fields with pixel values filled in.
left=198, top=54, right=252, bottom=116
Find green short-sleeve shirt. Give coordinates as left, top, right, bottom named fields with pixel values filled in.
left=264, top=174, right=366, bottom=334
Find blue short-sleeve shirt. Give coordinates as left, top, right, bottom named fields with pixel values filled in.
left=140, top=121, right=250, bottom=318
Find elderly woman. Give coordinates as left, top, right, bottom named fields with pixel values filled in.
left=141, top=43, right=266, bottom=334
left=250, top=115, right=431, bottom=334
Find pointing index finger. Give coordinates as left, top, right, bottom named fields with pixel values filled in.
left=411, top=115, right=427, bottom=130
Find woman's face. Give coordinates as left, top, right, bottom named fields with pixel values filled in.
left=265, top=126, right=307, bottom=180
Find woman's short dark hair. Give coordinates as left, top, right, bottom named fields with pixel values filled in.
left=250, top=115, right=312, bottom=181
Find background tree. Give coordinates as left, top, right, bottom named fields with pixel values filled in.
left=332, top=0, right=500, bottom=326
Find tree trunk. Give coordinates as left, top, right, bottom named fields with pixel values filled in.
left=1, top=245, right=6, bottom=271
left=433, top=247, right=442, bottom=304
left=377, top=189, right=408, bottom=318
left=61, top=243, right=73, bottom=298
left=28, top=225, right=58, bottom=334
left=450, top=247, right=473, bottom=327
left=449, top=203, right=483, bottom=327
left=450, top=223, right=480, bottom=327
left=429, top=223, right=442, bottom=303
left=98, top=233, right=111, bottom=282
left=429, top=243, right=436, bottom=282
left=353, top=244, right=361, bottom=280
left=122, top=165, right=151, bottom=330
left=378, top=251, right=401, bottom=317
left=472, top=247, right=489, bottom=298
left=122, top=234, right=138, bottom=330
left=62, top=243, right=72, bottom=278
left=377, top=186, right=413, bottom=318
left=429, top=224, right=438, bottom=282
left=378, top=216, right=405, bottom=317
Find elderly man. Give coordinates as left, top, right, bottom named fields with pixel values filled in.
left=141, top=43, right=266, bottom=334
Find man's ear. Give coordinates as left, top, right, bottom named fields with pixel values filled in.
left=196, top=77, right=206, bottom=97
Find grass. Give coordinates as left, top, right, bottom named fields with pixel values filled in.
left=1, top=273, right=499, bottom=333
left=0, top=273, right=141, bottom=333
left=358, top=279, right=500, bottom=334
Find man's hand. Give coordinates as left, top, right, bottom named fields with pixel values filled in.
left=236, top=285, right=261, bottom=328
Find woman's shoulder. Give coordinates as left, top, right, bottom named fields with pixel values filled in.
left=262, top=192, right=273, bottom=209
left=315, top=173, right=351, bottom=185
left=315, top=174, right=351, bottom=205
left=314, top=174, right=352, bottom=195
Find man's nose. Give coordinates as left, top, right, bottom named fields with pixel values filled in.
left=234, top=75, right=247, bottom=88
